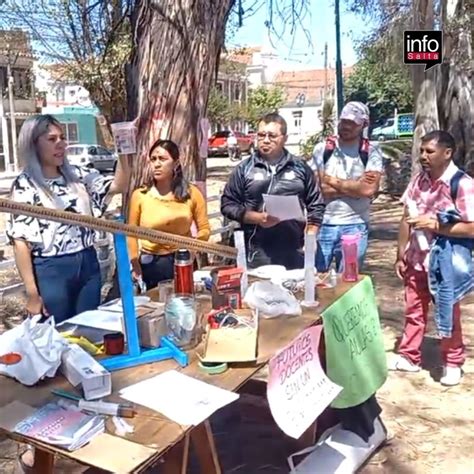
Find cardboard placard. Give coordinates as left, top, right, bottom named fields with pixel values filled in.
left=200, top=309, right=258, bottom=363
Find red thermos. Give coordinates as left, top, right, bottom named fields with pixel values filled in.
left=174, top=249, right=194, bottom=295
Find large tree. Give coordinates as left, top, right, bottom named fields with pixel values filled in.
left=126, top=0, right=234, bottom=188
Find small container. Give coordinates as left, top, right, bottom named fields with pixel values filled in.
left=104, top=332, right=125, bottom=355
left=341, top=234, right=360, bottom=282
left=164, top=294, right=198, bottom=349
left=174, top=249, right=194, bottom=295
left=329, top=268, right=338, bottom=288
left=157, top=279, right=174, bottom=302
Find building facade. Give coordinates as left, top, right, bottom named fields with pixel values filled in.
left=0, top=30, right=38, bottom=172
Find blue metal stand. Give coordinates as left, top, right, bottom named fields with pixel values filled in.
left=101, top=228, right=188, bottom=371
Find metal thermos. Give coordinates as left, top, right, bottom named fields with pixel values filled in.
left=174, top=249, right=194, bottom=295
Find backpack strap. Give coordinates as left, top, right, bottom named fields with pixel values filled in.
left=359, top=137, right=370, bottom=168
left=450, top=169, right=466, bottom=205
left=323, top=135, right=370, bottom=168
left=323, top=136, right=337, bottom=165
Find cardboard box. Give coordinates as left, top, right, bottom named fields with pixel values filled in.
left=61, top=344, right=112, bottom=400
left=200, top=309, right=258, bottom=363
left=137, top=312, right=167, bottom=348
left=211, top=267, right=244, bottom=309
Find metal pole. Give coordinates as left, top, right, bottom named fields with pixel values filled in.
left=324, top=42, right=328, bottom=100
left=335, top=0, right=344, bottom=116
left=0, top=75, right=11, bottom=173
left=7, top=63, right=18, bottom=172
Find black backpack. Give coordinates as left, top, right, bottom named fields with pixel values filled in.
left=322, top=135, right=371, bottom=167
left=450, top=170, right=466, bottom=203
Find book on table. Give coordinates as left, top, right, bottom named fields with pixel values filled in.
left=13, top=401, right=104, bottom=451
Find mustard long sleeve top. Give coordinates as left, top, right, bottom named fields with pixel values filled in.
left=127, top=184, right=210, bottom=259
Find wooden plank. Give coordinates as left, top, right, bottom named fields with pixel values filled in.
left=161, top=435, right=190, bottom=474
left=32, top=448, right=55, bottom=474
left=191, top=420, right=221, bottom=474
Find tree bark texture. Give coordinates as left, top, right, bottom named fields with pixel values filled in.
left=410, top=0, right=438, bottom=176
left=411, top=0, right=472, bottom=176
left=436, top=0, right=472, bottom=174
left=126, top=0, right=235, bottom=197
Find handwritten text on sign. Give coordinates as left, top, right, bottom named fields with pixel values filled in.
left=267, top=326, right=342, bottom=439
left=322, top=277, right=388, bottom=409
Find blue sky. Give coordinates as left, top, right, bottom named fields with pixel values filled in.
left=227, top=1, right=372, bottom=69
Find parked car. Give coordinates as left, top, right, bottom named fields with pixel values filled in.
left=66, top=144, right=117, bottom=172
left=370, top=113, right=414, bottom=141
left=208, top=131, right=254, bottom=157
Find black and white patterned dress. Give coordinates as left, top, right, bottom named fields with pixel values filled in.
left=6, top=166, right=113, bottom=257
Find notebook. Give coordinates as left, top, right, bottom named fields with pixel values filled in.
left=13, top=401, right=105, bottom=451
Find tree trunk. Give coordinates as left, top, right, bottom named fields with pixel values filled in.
left=436, top=0, right=472, bottom=174
left=410, top=0, right=438, bottom=176
left=411, top=0, right=473, bottom=176
left=126, top=0, right=235, bottom=197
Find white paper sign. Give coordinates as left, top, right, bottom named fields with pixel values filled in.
left=267, top=326, right=342, bottom=439
left=263, top=194, right=305, bottom=221
left=111, top=121, right=137, bottom=154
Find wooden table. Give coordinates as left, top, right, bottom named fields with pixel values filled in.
left=0, top=279, right=358, bottom=473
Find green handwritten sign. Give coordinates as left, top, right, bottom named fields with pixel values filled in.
left=322, top=277, right=387, bottom=409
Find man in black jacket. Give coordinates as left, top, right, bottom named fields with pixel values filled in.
left=221, top=113, right=325, bottom=269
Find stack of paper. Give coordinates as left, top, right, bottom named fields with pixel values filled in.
left=13, top=401, right=104, bottom=451
left=119, top=370, right=239, bottom=426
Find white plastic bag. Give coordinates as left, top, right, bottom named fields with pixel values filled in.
left=0, top=315, right=68, bottom=386
left=243, top=280, right=302, bottom=318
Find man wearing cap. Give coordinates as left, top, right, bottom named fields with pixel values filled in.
left=311, top=101, right=383, bottom=272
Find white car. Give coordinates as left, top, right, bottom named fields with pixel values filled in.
left=66, top=144, right=117, bottom=172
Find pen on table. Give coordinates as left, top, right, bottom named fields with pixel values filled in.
left=52, top=389, right=136, bottom=418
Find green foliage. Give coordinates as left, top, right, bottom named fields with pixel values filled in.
left=207, top=86, right=246, bottom=125
left=299, top=99, right=335, bottom=159
left=344, top=25, right=413, bottom=125
left=246, top=85, right=285, bottom=128
left=2, top=0, right=131, bottom=121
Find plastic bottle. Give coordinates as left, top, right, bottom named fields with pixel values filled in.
left=341, top=234, right=360, bottom=282
left=406, top=200, right=430, bottom=251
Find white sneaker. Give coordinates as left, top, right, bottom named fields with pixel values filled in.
left=440, top=366, right=462, bottom=386
left=388, top=355, right=421, bottom=373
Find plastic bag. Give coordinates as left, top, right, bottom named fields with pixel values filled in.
left=243, top=280, right=302, bottom=318
left=0, top=315, right=68, bottom=386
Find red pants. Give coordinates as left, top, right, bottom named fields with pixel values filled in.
left=398, top=267, right=465, bottom=367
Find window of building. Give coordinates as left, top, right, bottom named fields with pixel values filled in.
left=216, top=82, right=223, bottom=93
left=233, top=83, right=241, bottom=102
left=61, top=122, right=79, bottom=144
left=56, top=85, right=65, bottom=102
left=292, top=110, right=303, bottom=129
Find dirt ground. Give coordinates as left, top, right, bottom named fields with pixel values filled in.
left=0, top=178, right=473, bottom=472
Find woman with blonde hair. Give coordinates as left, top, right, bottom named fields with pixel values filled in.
left=127, top=139, right=210, bottom=289
left=7, top=114, right=129, bottom=323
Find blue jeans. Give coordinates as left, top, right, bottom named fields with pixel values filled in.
left=316, top=223, right=369, bottom=272
left=140, top=253, right=175, bottom=290
left=33, top=247, right=101, bottom=324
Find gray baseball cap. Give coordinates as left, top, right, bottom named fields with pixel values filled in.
left=340, top=101, right=370, bottom=126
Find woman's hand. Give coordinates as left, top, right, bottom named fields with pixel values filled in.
left=131, top=259, right=142, bottom=281
left=26, top=293, right=48, bottom=317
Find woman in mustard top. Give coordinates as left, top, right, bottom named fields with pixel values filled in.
left=128, top=139, right=210, bottom=289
